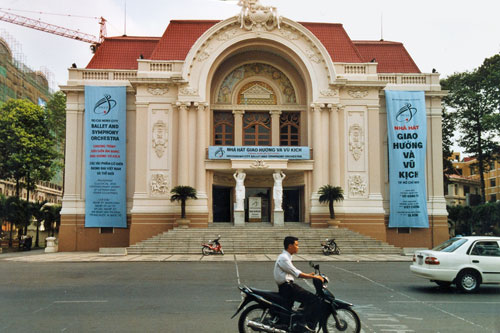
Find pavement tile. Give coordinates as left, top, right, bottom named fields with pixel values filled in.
left=1, top=252, right=411, bottom=263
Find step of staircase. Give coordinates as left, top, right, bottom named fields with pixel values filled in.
left=127, top=223, right=403, bottom=255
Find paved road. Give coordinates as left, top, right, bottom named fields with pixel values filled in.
left=0, top=261, right=499, bottom=332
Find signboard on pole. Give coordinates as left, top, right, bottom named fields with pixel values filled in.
left=84, top=86, right=127, bottom=228
left=385, top=90, right=428, bottom=228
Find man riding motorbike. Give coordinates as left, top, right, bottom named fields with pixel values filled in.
left=274, top=236, right=324, bottom=332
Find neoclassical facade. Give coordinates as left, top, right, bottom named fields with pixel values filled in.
left=60, top=3, right=448, bottom=251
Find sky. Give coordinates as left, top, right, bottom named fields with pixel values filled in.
left=0, top=0, right=499, bottom=90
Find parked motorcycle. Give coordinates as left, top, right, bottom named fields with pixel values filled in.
left=232, top=262, right=360, bottom=333
left=321, top=238, right=340, bottom=255
left=201, top=235, right=224, bottom=255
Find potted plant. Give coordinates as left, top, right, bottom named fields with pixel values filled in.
left=170, top=185, right=197, bottom=228
left=318, top=185, right=344, bottom=228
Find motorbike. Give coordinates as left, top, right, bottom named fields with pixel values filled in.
left=201, top=235, right=224, bottom=255
left=321, top=239, right=340, bottom=255
left=232, top=262, right=360, bottom=333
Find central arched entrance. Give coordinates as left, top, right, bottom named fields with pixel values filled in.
left=208, top=49, right=310, bottom=224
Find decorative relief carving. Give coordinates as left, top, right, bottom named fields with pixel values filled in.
left=305, top=48, right=321, bottom=63
left=237, top=0, right=281, bottom=31
left=217, top=28, right=237, bottom=41
left=347, top=88, right=369, bottom=99
left=150, top=174, right=169, bottom=196
left=213, top=173, right=235, bottom=185
left=147, top=85, right=169, bottom=95
left=348, top=123, right=364, bottom=161
left=179, top=86, right=198, bottom=96
left=348, top=175, right=367, bottom=198
left=320, top=88, right=338, bottom=97
left=279, top=27, right=299, bottom=40
left=197, top=46, right=213, bottom=62
left=152, top=120, right=168, bottom=158
left=250, top=160, right=269, bottom=169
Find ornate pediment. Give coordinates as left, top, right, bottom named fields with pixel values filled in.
left=237, top=0, right=281, bottom=31
left=241, top=84, right=274, bottom=99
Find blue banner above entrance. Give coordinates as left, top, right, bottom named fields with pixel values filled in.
left=84, top=86, right=127, bottom=228
left=385, top=90, right=428, bottom=228
left=208, top=146, right=310, bottom=160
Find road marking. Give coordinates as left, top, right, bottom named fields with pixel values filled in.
left=326, top=264, right=490, bottom=332
left=53, top=300, right=108, bottom=304
left=234, top=258, right=241, bottom=285
left=390, top=300, right=500, bottom=304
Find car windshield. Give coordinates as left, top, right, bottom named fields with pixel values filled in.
left=432, top=237, right=468, bottom=252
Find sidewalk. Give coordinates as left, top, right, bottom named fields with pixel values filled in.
left=1, top=251, right=412, bottom=263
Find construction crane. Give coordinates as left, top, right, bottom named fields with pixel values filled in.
left=0, top=9, right=106, bottom=51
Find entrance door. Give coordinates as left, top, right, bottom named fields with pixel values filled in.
left=283, top=187, right=301, bottom=222
left=245, top=188, right=271, bottom=222
left=213, top=186, right=231, bottom=222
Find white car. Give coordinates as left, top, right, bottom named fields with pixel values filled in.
left=410, top=236, right=500, bottom=293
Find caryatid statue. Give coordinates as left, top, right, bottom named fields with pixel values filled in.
left=233, top=170, right=246, bottom=211
left=273, top=170, right=286, bottom=211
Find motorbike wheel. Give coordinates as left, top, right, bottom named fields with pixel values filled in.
left=333, top=247, right=340, bottom=255
left=322, top=308, right=360, bottom=333
left=202, top=246, right=211, bottom=256
left=238, top=304, right=274, bottom=333
left=323, top=247, right=331, bottom=256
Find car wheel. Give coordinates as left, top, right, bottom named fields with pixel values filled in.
left=435, top=281, right=452, bottom=288
left=456, top=270, right=480, bottom=293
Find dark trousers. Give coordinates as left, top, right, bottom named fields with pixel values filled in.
left=278, top=282, right=320, bottom=325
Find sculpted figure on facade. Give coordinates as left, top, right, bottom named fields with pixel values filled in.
left=273, top=170, right=286, bottom=211
left=349, top=124, right=364, bottom=161
left=233, top=170, right=246, bottom=211
left=348, top=175, right=367, bottom=198
left=237, top=0, right=280, bottom=31
left=150, top=174, right=169, bottom=196
left=152, top=120, right=168, bottom=158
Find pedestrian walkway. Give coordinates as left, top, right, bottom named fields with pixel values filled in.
left=1, top=252, right=412, bottom=263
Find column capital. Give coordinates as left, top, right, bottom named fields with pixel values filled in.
left=310, top=103, right=325, bottom=111
left=232, top=110, right=245, bottom=116
left=176, top=101, right=190, bottom=109
left=269, top=110, right=282, bottom=116
left=194, top=102, right=208, bottom=111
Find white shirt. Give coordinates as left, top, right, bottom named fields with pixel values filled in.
left=274, top=250, right=303, bottom=285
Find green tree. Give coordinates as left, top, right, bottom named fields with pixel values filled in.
left=46, top=91, right=66, bottom=147
left=42, top=204, right=61, bottom=237
left=0, top=99, right=60, bottom=204
left=318, top=185, right=344, bottom=219
left=442, top=54, right=500, bottom=203
left=31, top=200, right=48, bottom=247
left=170, top=186, right=197, bottom=219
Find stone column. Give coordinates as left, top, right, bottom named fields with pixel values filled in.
left=270, top=110, right=282, bottom=146
left=233, top=110, right=244, bottom=146
left=328, top=104, right=341, bottom=187
left=195, top=103, right=207, bottom=197
left=367, top=104, right=382, bottom=199
left=176, top=102, right=189, bottom=185
left=311, top=103, right=324, bottom=192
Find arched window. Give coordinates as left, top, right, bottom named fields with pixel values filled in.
left=280, top=112, right=300, bottom=146
left=213, top=111, right=234, bottom=145
left=243, top=112, right=271, bottom=146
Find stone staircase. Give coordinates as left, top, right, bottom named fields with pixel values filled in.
left=127, top=223, right=402, bottom=255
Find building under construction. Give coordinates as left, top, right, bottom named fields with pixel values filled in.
left=0, top=30, right=52, bottom=105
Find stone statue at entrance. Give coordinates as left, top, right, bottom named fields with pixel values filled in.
left=233, top=170, right=246, bottom=211
left=273, top=170, right=286, bottom=211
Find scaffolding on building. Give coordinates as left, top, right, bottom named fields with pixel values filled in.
left=0, top=28, right=55, bottom=104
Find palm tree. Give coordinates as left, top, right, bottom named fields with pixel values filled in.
left=42, top=204, right=61, bottom=237
left=170, top=186, right=197, bottom=219
left=318, top=185, right=344, bottom=219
